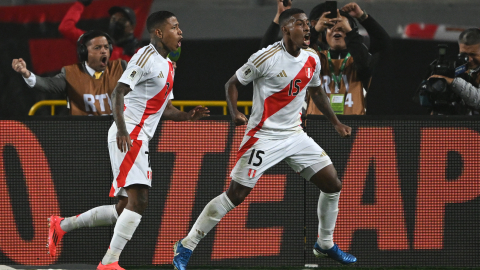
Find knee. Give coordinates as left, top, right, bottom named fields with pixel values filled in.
left=324, top=170, right=342, bottom=193
left=328, top=179, right=342, bottom=193
left=227, top=189, right=249, bottom=206
left=116, top=196, right=128, bottom=215
left=311, top=166, right=342, bottom=193
left=229, top=192, right=246, bottom=206
left=129, top=195, right=148, bottom=214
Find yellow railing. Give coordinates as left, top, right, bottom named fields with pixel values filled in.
left=29, top=100, right=68, bottom=116
left=28, top=100, right=252, bottom=116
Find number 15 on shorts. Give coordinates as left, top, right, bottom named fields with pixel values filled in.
left=248, top=149, right=265, bottom=166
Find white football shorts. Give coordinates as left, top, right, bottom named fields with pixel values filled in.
left=230, top=131, right=332, bottom=188
left=108, top=140, right=152, bottom=197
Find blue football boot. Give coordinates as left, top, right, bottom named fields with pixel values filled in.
left=313, top=242, right=357, bottom=265
left=173, top=239, right=193, bottom=270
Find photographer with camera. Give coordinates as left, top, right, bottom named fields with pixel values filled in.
left=427, top=28, right=480, bottom=114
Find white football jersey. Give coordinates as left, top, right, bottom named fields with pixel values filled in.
left=108, top=44, right=174, bottom=142
left=236, top=41, right=321, bottom=139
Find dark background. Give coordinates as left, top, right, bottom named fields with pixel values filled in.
left=1, top=37, right=458, bottom=117
left=1, top=116, right=479, bottom=267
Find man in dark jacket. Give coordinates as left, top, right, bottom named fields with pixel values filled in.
left=12, top=30, right=126, bottom=115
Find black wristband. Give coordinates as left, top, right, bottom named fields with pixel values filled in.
left=358, top=9, right=368, bottom=22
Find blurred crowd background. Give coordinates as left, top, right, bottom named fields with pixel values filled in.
left=1, top=0, right=479, bottom=117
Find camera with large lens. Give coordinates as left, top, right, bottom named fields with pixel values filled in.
left=418, top=44, right=469, bottom=114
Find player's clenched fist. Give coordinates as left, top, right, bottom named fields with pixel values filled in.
left=233, top=111, right=248, bottom=126
left=12, top=58, right=31, bottom=78
left=334, top=123, right=352, bottom=138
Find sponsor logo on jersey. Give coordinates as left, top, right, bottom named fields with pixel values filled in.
left=129, top=70, right=137, bottom=80
left=157, top=71, right=164, bottom=78
left=248, top=168, right=257, bottom=178
left=305, top=67, right=312, bottom=79
left=276, top=70, right=287, bottom=77
left=147, top=171, right=152, bottom=180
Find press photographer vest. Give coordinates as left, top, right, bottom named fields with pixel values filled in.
left=64, top=59, right=123, bottom=115
left=306, top=50, right=366, bottom=115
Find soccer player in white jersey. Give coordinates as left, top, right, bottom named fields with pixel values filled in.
left=46, top=11, right=209, bottom=270
left=173, top=8, right=356, bottom=270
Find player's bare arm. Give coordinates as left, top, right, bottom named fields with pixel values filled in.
left=307, top=86, right=351, bottom=137
left=112, top=82, right=132, bottom=152
left=161, top=100, right=210, bottom=121
left=225, top=74, right=248, bottom=126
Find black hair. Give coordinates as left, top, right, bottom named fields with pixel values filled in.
left=279, top=8, right=305, bottom=27
left=81, top=30, right=113, bottom=47
left=458, top=28, right=480, bottom=46
left=146, top=11, right=175, bottom=33
left=309, top=3, right=326, bottom=21
left=77, top=30, right=113, bottom=62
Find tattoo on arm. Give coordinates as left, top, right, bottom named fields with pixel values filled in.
left=112, top=82, right=132, bottom=132
left=225, top=75, right=242, bottom=116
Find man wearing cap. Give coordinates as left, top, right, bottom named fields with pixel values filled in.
left=58, top=0, right=140, bottom=62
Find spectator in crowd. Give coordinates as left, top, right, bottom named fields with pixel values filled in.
left=305, top=2, right=391, bottom=115
left=12, top=30, right=126, bottom=116
left=429, top=28, right=480, bottom=113
left=58, top=0, right=140, bottom=62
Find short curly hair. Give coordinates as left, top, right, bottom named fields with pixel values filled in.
left=146, top=11, right=175, bottom=33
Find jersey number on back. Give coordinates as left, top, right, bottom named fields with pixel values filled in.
left=288, top=79, right=302, bottom=96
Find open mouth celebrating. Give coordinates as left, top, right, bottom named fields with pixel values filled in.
left=333, top=33, right=343, bottom=39
left=303, top=33, right=311, bottom=46
left=100, top=56, right=108, bottom=66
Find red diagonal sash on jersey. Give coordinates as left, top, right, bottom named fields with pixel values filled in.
left=246, top=56, right=317, bottom=137
left=235, top=136, right=259, bottom=164
left=129, top=61, right=174, bottom=140
left=109, top=140, right=143, bottom=197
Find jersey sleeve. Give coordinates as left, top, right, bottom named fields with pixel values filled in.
left=235, top=50, right=269, bottom=86
left=118, top=50, right=154, bottom=89
left=309, top=55, right=322, bottom=87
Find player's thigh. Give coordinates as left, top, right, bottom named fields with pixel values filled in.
left=225, top=180, right=253, bottom=206
left=310, top=164, right=342, bottom=193
left=284, top=133, right=340, bottom=191
left=230, top=136, right=288, bottom=189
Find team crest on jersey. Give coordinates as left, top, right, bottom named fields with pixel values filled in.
left=305, top=67, right=313, bottom=79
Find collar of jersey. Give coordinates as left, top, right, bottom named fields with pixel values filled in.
left=280, top=40, right=304, bottom=62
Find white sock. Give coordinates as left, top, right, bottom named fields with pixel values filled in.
left=101, top=209, right=141, bottom=265
left=181, top=192, right=235, bottom=251
left=317, top=191, right=340, bottom=250
left=60, top=205, right=118, bottom=233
